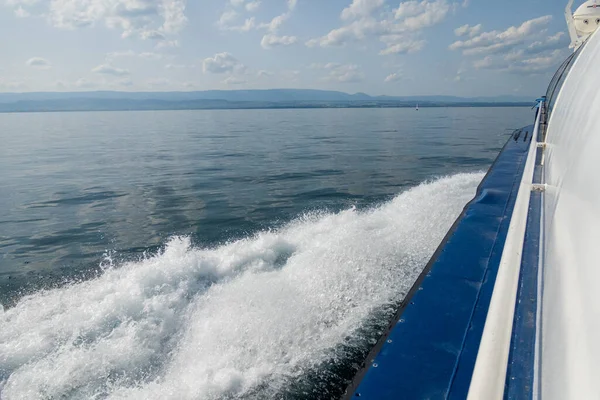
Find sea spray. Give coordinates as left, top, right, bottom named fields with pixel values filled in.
left=0, top=173, right=482, bottom=400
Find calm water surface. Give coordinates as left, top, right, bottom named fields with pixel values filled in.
left=0, top=107, right=532, bottom=399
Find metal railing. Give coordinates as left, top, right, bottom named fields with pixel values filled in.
left=466, top=103, right=543, bottom=400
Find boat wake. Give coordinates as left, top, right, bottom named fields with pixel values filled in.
left=0, top=173, right=482, bottom=400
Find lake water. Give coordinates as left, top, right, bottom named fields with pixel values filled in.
left=0, top=107, right=532, bottom=399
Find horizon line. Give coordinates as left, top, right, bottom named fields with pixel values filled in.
left=0, top=89, right=535, bottom=99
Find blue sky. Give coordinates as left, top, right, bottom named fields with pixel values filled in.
left=0, top=0, right=574, bottom=96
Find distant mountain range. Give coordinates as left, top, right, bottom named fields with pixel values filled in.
left=0, top=89, right=534, bottom=113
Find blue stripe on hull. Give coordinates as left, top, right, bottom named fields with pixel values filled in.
left=346, top=125, right=535, bottom=400
left=504, top=135, right=544, bottom=400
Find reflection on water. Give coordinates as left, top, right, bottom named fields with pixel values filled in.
left=0, top=107, right=533, bottom=399
left=0, top=107, right=532, bottom=299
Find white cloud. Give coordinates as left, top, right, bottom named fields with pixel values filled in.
left=454, top=24, right=467, bottom=36
left=217, top=0, right=297, bottom=49
left=218, top=1, right=292, bottom=35
left=5, top=0, right=39, bottom=6
left=14, top=6, right=30, bottom=17
left=261, top=33, right=297, bottom=49
left=91, top=63, right=130, bottom=76
left=453, top=64, right=469, bottom=82
left=224, top=0, right=262, bottom=13
left=147, top=78, right=171, bottom=87
left=165, top=63, right=189, bottom=69
left=44, top=77, right=137, bottom=90
left=0, top=78, right=27, bottom=90
left=308, top=62, right=342, bottom=70
left=259, top=12, right=290, bottom=32
left=341, top=0, right=385, bottom=21
left=106, top=50, right=164, bottom=60
left=451, top=17, right=567, bottom=77
left=309, top=62, right=339, bottom=70
left=140, top=30, right=166, bottom=40
left=231, top=17, right=256, bottom=32
left=74, top=78, right=91, bottom=88
left=454, top=23, right=482, bottom=37
left=394, top=0, right=425, bottom=19
left=217, top=7, right=256, bottom=31
left=449, top=16, right=552, bottom=55
left=472, top=48, right=567, bottom=75
left=245, top=1, right=260, bottom=11
left=519, top=50, right=563, bottom=68
left=155, top=40, right=179, bottom=49
left=257, top=69, right=274, bottom=77
left=26, top=57, right=51, bottom=69
left=223, top=76, right=246, bottom=85
left=202, top=52, right=245, bottom=74
left=526, top=31, right=567, bottom=55
left=317, top=63, right=365, bottom=83
left=384, top=72, right=403, bottom=82
left=107, top=50, right=136, bottom=58
left=393, top=0, right=451, bottom=30
left=306, top=0, right=450, bottom=54
left=9, top=0, right=187, bottom=41
left=218, top=10, right=238, bottom=28
left=140, top=52, right=163, bottom=59
left=160, top=0, right=186, bottom=34
left=512, top=50, right=567, bottom=74
left=306, top=19, right=377, bottom=47
left=473, top=56, right=493, bottom=69
left=379, top=36, right=425, bottom=55
left=504, top=49, right=524, bottom=62
left=117, top=78, right=133, bottom=86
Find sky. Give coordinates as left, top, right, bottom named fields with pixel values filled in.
left=0, top=0, right=577, bottom=97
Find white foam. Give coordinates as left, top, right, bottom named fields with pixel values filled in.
left=0, top=173, right=482, bottom=400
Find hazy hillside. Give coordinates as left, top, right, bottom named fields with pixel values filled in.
left=0, top=89, right=534, bottom=112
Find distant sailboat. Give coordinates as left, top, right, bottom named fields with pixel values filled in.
left=416, top=104, right=419, bottom=111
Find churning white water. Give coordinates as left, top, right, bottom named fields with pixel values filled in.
left=0, top=173, right=482, bottom=400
